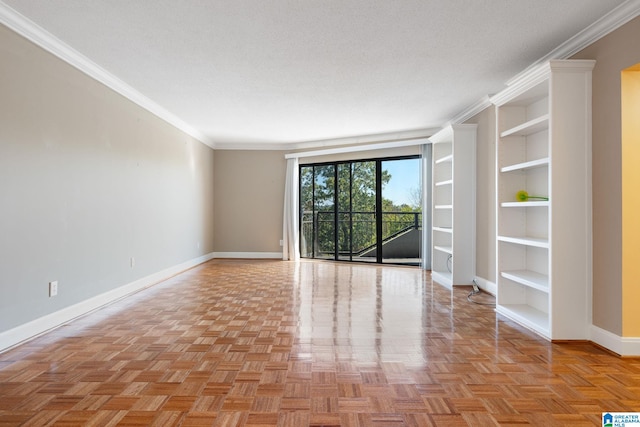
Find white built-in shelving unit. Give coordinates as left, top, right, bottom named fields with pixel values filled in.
left=492, top=59, right=594, bottom=340
left=430, top=124, right=477, bottom=288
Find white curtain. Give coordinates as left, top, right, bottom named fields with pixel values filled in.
left=282, top=157, right=300, bottom=261
left=421, top=143, right=432, bottom=270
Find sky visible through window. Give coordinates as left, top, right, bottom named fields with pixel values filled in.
left=383, top=158, right=421, bottom=208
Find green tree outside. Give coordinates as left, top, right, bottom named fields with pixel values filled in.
left=300, top=160, right=421, bottom=260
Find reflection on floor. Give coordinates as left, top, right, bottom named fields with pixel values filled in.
left=1, top=259, right=639, bottom=426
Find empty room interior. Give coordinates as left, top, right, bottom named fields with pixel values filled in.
left=2, top=1, right=640, bottom=426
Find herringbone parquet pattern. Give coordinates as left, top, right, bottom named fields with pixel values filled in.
left=1, top=259, right=639, bottom=426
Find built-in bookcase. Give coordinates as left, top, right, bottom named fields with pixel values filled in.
left=430, top=124, right=476, bottom=288
left=492, top=59, right=594, bottom=340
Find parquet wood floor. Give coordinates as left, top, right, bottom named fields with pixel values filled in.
left=1, top=259, right=639, bottom=426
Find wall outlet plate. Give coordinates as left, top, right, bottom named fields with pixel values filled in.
left=49, top=281, right=58, bottom=297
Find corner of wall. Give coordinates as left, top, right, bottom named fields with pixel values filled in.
left=591, top=325, right=640, bottom=356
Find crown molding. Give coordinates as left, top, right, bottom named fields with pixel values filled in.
left=542, top=0, right=640, bottom=60
left=288, top=128, right=437, bottom=151
left=491, top=59, right=596, bottom=106
left=0, top=2, right=214, bottom=148
left=446, top=95, right=493, bottom=126
left=212, top=142, right=291, bottom=151
left=284, top=136, right=431, bottom=159
left=214, top=128, right=438, bottom=151
left=506, top=0, right=640, bottom=86
left=3, top=0, right=637, bottom=152
left=428, top=123, right=478, bottom=145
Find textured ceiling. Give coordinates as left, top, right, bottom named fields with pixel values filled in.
left=0, top=0, right=627, bottom=147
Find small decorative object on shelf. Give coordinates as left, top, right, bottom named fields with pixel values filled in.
left=516, top=190, right=548, bottom=201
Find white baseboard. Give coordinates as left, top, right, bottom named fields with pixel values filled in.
left=6, top=256, right=637, bottom=358
left=590, top=325, right=640, bottom=356
left=0, top=252, right=215, bottom=353
left=473, top=276, right=497, bottom=296
left=431, top=271, right=452, bottom=289
left=212, top=252, right=283, bottom=259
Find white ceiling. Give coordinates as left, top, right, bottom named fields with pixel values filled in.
left=0, top=0, right=632, bottom=148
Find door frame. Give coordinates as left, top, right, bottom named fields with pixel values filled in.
left=299, top=155, right=422, bottom=265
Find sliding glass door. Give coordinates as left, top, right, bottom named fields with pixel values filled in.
left=380, top=158, right=422, bottom=264
left=300, top=156, right=422, bottom=265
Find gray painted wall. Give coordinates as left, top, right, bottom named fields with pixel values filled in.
left=0, top=25, right=215, bottom=333
left=213, top=150, right=286, bottom=254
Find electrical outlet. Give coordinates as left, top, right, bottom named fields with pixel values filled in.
left=279, top=239, right=284, bottom=247
left=130, top=257, right=135, bottom=268
left=49, top=281, right=58, bottom=297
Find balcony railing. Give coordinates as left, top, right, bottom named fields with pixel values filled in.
left=300, top=210, right=422, bottom=259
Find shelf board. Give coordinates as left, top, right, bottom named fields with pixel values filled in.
left=434, top=205, right=452, bottom=210
left=433, top=245, right=453, bottom=254
left=435, top=154, right=453, bottom=164
left=501, top=114, right=549, bottom=138
left=435, top=179, right=453, bottom=187
left=501, top=157, right=549, bottom=173
left=501, top=201, right=549, bottom=208
left=496, top=304, right=550, bottom=337
left=498, top=235, right=549, bottom=248
left=432, top=226, right=453, bottom=234
left=501, top=270, right=549, bottom=293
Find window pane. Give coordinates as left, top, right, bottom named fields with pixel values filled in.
left=299, top=157, right=423, bottom=266
left=381, top=158, right=422, bottom=265
left=351, top=161, right=377, bottom=261
left=314, top=165, right=335, bottom=259
left=300, top=166, right=314, bottom=258
left=337, top=164, right=352, bottom=261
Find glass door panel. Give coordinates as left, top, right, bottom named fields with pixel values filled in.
left=314, top=165, right=335, bottom=260
left=381, top=158, right=422, bottom=265
left=300, top=166, right=314, bottom=258
left=350, top=161, right=377, bottom=262
left=299, top=157, right=422, bottom=266
left=337, top=163, right=352, bottom=261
